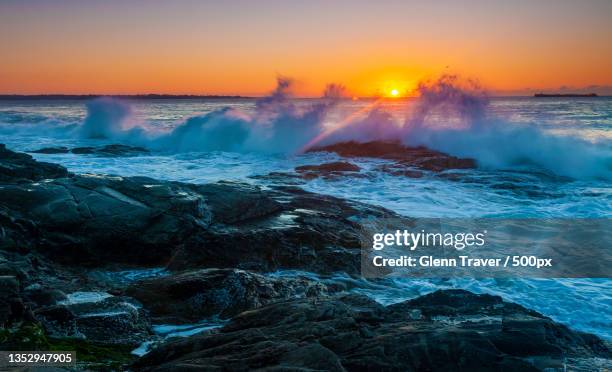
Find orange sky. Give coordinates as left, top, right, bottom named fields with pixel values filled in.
left=1, top=0, right=611, bottom=96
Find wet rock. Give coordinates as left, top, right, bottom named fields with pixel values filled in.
left=30, top=146, right=70, bottom=154
left=133, top=290, right=611, bottom=371
left=35, top=295, right=150, bottom=346
left=167, top=188, right=397, bottom=275
left=249, top=171, right=305, bottom=186
left=23, top=287, right=68, bottom=307
left=0, top=154, right=211, bottom=265
left=0, top=144, right=69, bottom=182
left=295, top=161, right=361, bottom=179
left=191, top=181, right=285, bottom=225
left=375, top=163, right=424, bottom=178
left=1, top=146, right=397, bottom=274
left=32, top=144, right=150, bottom=157
left=311, top=140, right=476, bottom=172
left=0, top=276, right=20, bottom=326
left=126, top=268, right=330, bottom=323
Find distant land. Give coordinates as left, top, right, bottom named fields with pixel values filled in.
left=534, top=93, right=598, bottom=97
left=0, top=94, right=252, bottom=100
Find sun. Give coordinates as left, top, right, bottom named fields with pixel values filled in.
left=390, top=89, right=399, bottom=97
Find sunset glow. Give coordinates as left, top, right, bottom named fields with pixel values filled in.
left=1, top=0, right=611, bottom=96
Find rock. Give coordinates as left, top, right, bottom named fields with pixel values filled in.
left=32, top=144, right=150, bottom=157
left=30, top=147, right=70, bottom=154
left=23, top=287, right=68, bottom=307
left=191, top=181, right=285, bottom=225
left=0, top=153, right=212, bottom=265
left=125, top=268, right=330, bottom=323
left=0, top=276, right=20, bottom=326
left=132, top=290, right=611, bottom=371
left=1, top=146, right=398, bottom=274
left=311, top=140, right=476, bottom=172
left=375, top=163, right=424, bottom=178
left=72, top=144, right=150, bottom=156
left=0, top=144, right=69, bottom=182
left=167, top=187, right=398, bottom=274
left=35, top=294, right=150, bottom=346
left=295, top=161, right=361, bottom=180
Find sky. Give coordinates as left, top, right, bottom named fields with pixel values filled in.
left=1, top=0, right=611, bottom=96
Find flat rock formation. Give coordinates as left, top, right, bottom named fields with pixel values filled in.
left=311, top=140, right=476, bottom=172
left=126, top=268, right=332, bottom=323
left=0, top=144, right=69, bottom=182
left=0, top=144, right=609, bottom=371
left=132, top=289, right=611, bottom=371
left=2, top=144, right=393, bottom=273
left=31, top=144, right=150, bottom=157
left=295, top=161, right=362, bottom=179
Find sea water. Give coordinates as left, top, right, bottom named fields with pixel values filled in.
left=1, top=95, right=610, bottom=339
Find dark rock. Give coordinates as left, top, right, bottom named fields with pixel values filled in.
left=167, top=188, right=398, bottom=274
left=35, top=295, right=150, bottom=346
left=295, top=161, right=361, bottom=180
left=133, top=290, right=611, bottom=371
left=191, top=181, right=285, bottom=225
left=0, top=144, right=69, bottom=182
left=0, top=170, right=211, bottom=266
left=23, top=287, right=68, bottom=307
left=311, top=140, right=476, bottom=172
left=125, top=268, right=330, bottom=323
left=375, top=163, right=424, bottom=178
left=71, top=144, right=150, bottom=157
left=30, top=146, right=70, bottom=154
left=1, top=146, right=397, bottom=274
left=0, top=276, right=20, bottom=326
left=31, top=144, right=149, bottom=156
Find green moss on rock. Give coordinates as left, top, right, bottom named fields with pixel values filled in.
left=0, top=322, right=135, bottom=370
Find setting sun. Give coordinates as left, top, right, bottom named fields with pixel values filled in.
left=390, top=89, right=399, bottom=97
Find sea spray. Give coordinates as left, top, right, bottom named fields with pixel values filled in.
left=400, top=75, right=612, bottom=180
left=80, top=97, right=133, bottom=139
left=72, top=78, right=342, bottom=154
left=2, top=74, right=610, bottom=179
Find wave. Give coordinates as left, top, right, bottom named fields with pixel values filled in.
left=1, top=75, right=610, bottom=180
left=318, top=75, right=612, bottom=180
left=74, top=77, right=341, bottom=155
left=400, top=75, right=612, bottom=180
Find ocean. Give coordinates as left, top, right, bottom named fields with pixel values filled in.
left=1, top=95, right=610, bottom=340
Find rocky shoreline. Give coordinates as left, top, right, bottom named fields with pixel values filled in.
left=1, top=143, right=610, bottom=371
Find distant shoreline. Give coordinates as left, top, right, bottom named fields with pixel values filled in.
left=534, top=93, right=598, bottom=98
left=0, top=94, right=254, bottom=100
left=0, top=94, right=609, bottom=100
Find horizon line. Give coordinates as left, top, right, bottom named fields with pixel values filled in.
left=1, top=93, right=607, bottom=100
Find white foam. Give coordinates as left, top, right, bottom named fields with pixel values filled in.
left=58, top=291, right=112, bottom=305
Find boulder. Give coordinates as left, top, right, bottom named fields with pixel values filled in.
left=0, top=146, right=212, bottom=266
left=125, top=268, right=330, bottom=323
left=295, top=161, right=362, bottom=179
left=167, top=188, right=397, bottom=274
left=35, top=294, right=150, bottom=346
left=30, top=146, right=70, bottom=154
left=31, top=144, right=150, bottom=157
left=133, top=290, right=611, bottom=371
left=311, top=140, right=476, bottom=172
left=190, top=181, right=285, bottom=225
left=0, top=276, right=20, bottom=326
left=1, top=146, right=398, bottom=273
left=0, top=144, right=69, bottom=182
